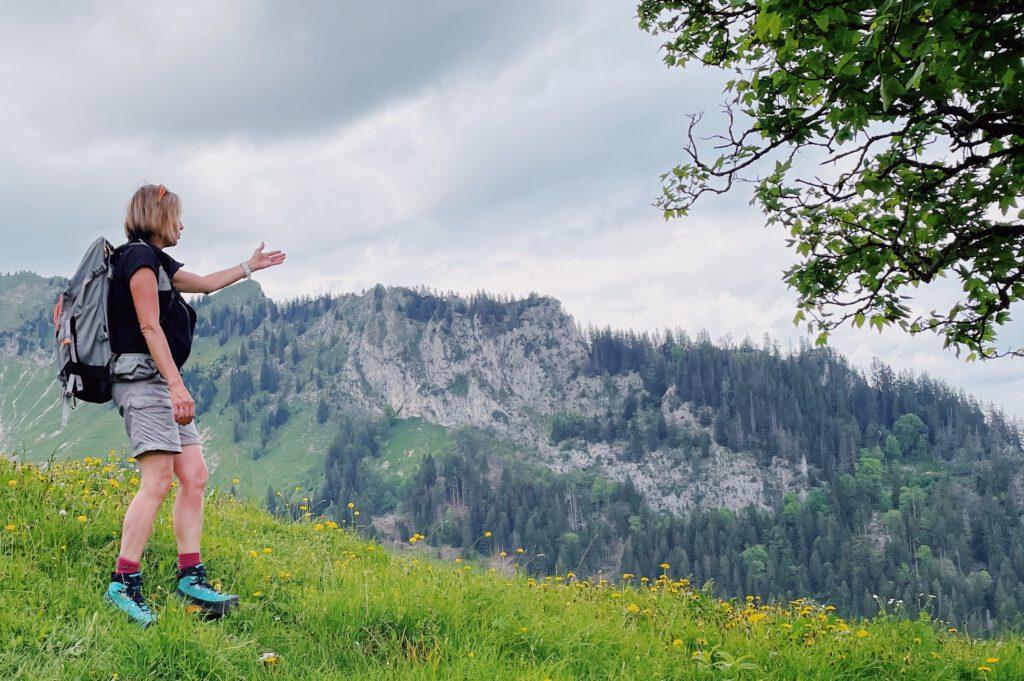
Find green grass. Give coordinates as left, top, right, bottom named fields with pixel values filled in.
left=2, top=455, right=1022, bottom=679
left=378, top=418, right=454, bottom=481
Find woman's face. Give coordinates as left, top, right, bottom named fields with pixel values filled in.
left=167, top=219, right=183, bottom=247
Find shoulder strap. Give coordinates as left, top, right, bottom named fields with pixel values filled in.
left=117, top=238, right=173, bottom=280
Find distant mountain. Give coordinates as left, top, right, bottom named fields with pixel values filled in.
left=3, top=270, right=1024, bottom=634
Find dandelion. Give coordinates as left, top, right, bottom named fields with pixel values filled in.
left=263, top=547, right=272, bottom=554
left=326, top=520, right=338, bottom=529
left=249, top=550, right=258, bottom=558
left=7, top=479, right=16, bottom=488
left=347, top=502, right=355, bottom=509
left=314, top=523, right=324, bottom=531
left=353, top=511, right=360, bottom=517
left=76, top=515, right=88, bottom=523
left=948, top=627, right=957, bottom=633
left=130, top=477, right=139, bottom=485
left=978, top=666, right=992, bottom=673
left=232, top=477, right=240, bottom=485
left=856, top=630, right=869, bottom=638
left=500, top=551, right=507, bottom=558
left=484, top=531, right=492, bottom=538
left=660, top=562, right=670, bottom=570
left=259, top=651, right=281, bottom=666
left=626, top=603, right=641, bottom=614
left=4, top=523, right=15, bottom=531
left=673, top=639, right=682, bottom=646
left=986, top=658, right=999, bottom=664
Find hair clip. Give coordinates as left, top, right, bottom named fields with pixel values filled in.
left=157, top=185, right=167, bottom=201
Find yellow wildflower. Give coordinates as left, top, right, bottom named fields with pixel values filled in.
left=76, top=515, right=88, bottom=523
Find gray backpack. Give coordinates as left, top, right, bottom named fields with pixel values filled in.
left=53, top=236, right=118, bottom=426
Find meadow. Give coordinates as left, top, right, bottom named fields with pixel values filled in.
left=1, top=452, right=1021, bottom=680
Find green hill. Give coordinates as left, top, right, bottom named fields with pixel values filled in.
left=2, top=454, right=1020, bottom=680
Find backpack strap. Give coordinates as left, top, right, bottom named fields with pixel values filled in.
left=116, top=238, right=175, bottom=282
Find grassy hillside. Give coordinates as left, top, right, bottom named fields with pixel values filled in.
left=2, top=455, right=1021, bottom=680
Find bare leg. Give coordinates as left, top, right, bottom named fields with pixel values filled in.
left=172, top=444, right=209, bottom=555
left=118, top=452, right=176, bottom=562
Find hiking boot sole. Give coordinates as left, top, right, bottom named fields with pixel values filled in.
left=175, top=589, right=239, bottom=618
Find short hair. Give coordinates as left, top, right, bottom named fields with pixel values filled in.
left=124, top=183, right=181, bottom=244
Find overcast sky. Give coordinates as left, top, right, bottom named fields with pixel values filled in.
left=2, top=2, right=1022, bottom=420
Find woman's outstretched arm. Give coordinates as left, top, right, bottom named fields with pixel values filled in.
left=172, top=242, right=286, bottom=294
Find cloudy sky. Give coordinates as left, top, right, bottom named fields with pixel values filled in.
left=2, top=2, right=1022, bottom=419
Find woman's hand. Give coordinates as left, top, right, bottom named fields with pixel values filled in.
left=247, top=241, right=286, bottom=273
left=169, top=381, right=195, bottom=426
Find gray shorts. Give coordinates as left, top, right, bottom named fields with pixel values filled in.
left=111, top=353, right=202, bottom=457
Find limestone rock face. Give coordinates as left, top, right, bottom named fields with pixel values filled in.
left=291, top=286, right=805, bottom=512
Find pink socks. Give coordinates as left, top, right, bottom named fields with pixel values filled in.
left=178, top=552, right=202, bottom=571
left=115, top=556, right=141, bottom=575
left=115, top=552, right=202, bottom=574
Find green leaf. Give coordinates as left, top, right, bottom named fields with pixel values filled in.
left=880, top=77, right=905, bottom=111
left=813, top=12, right=830, bottom=31
left=905, top=62, right=925, bottom=90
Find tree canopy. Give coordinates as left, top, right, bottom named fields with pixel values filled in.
left=638, top=0, right=1024, bottom=359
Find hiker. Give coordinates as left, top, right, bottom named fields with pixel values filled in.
left=103, top=183, right=286, bottom=627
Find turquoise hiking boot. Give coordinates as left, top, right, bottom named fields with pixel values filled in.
left=176, top=563, right=239, bottom=618
left=105, top=572, right=156, bottom=628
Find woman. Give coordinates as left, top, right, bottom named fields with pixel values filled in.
left=103, top=183, right=285, bottom=627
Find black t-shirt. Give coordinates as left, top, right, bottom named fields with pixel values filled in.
left=108, top=237, right=197, bottom=369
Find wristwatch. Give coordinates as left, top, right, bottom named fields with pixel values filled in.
left=241, top=261, right=253, bottom=280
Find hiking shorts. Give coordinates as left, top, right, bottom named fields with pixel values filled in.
left=111, top=353, right=202, bottom=458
